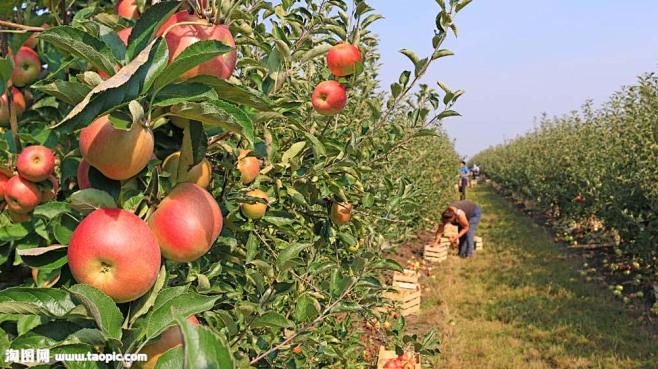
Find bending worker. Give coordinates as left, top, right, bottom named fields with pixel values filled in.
left=433, top=199, right=482, bottom=258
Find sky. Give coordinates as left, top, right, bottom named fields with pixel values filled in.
left=368, top=0, right=658, bottom=158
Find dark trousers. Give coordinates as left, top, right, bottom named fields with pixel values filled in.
left=459, top=177, right=468, bottom=200
left=458, top=206, right=481, bottom=257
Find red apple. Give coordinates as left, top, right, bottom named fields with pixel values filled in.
left=16, top=145, right=56, bottom=182
left=0, top=172, right=9, bottom=200
left=77, top=159, right=91, bottom=189
left=116, top=0, right=140, bottom=19
left=331, top=202, right=352, bottom=225
left=41, top=175, right=59, bottom=202
left=117, top=27, right=132, bottom=45
left=4, top=176, right=42, bottom=214
left=0, top=87, right=27, bottom=127
left=79, top=115, right=154, bottom=180
left=67, top=208, right=161, bottom=302
left=312, top=81, right=347, bottom=116
left=138, top=316, right=200, bottom=369
left=12, top=46, right=42, bottom=87
left=157, top=11, right=237, bottom=80
left=237, top=149, right=260, bottom=184
left=148, top=183, right=222, bottom=262
left=241, top=189, right=268, bottom=219
left=326, top=43, right=362, bottom=77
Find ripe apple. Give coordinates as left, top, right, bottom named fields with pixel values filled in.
left=157, top=11, right=237, bottom=80
left=237, top=150, right=260, bottom=184
left=148, top=183, right=222, bottom=262
left=312, top=81, right=347, bottom=116
left=326, top=43, right=362, bottom=77
left=4, top=176, right=42, bottom=214
left=241, top=189, right=268, bottom=219
left=79, top=115, right=154, bottom=180
left=383, top=358, right=402, bottom=369
left=117, top=27, right=132, bottom=45
left=162, top=151, right=212, bottom=188
left=0, top=172, right=9, bottom=200
left=116, top=0, right=140, bottom=19
left=16, top=145, right=56, bottom=182
left=0, top=87, right=27, bottom=127
left=331, top=202, right=352, bottom=225
left=137, top=316, right=200, bottom=369
left=12, top=46, right=42, bottom=87
left=41, top=175, right=59, bottom=202
left=77, top=159, right=91, bottom=189
left=67, top=208, right=161, bottom=302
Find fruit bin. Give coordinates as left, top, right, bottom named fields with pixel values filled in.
left=376, top=346, right=422, bottom=369
left=393, top=269, right=419, bottom=290
left=383, top=285, right=421, bottom=317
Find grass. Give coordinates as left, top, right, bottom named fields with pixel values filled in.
left=407, top=185, right=658, bottom=369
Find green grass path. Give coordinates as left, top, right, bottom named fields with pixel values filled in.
left=411, top=185, right=658, bottom=369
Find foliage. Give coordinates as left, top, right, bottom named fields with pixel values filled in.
left=472, top=73, right=658, bottom=304
left=0, top=0, right=469, bottom=368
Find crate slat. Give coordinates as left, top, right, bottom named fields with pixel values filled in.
left=384, top=286, right=421, bottom=317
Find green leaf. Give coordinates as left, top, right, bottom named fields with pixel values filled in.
left=436, top=110, right=461, bottom=120
left=431, top=49, right=454, bottom=60
left=373, top=258, right=405, bottom=272
left=0, top=288, right=76, bottom=317
left=176, top=314, right=235, bottom=369
left=276, top=243, right=309, bottom=271
left=145, top=292, right=219, bottom=339
left=32, top=80, right=92, bottom=106
left=130, top=266, right=167, bottom=324
left=69, top=189, right=118, bottom=214
left=151, top=83, right=218, bottom=107
left=68, top=285, right=123, bottom=341
left=153, top=40, right=233, bottom=90
left=262, top=216, right=295, bottom=227
left=188, top=76, right=273, bottom=111
left=0, top=56, right=14, bottom=93
left=0, top=223, right=30, bottom=241
left=456, top=0, right=473, bottom=13
left=298, top=44, right=332, bottom=62
left=126, top=1, right=181, bottom=61
left=153, top=346, right=184, bottom=369
left=293, top=294, right=320, bottom=322
left=281, top=141, right=306, bottom=164
left=38, top=26, right=118, bottom=76
left=170, top=100, right=254, bottom=145
left=33, top=201, right=71, bottom=219
left=55, top=38, right=168, bottom=130
left=399, top=49, right=420, bottom=65
left=337, top=232, right=357, bottom=247
left=17, top=245, right=68, bottom=269
left=252, top=311, right=293, bottom=329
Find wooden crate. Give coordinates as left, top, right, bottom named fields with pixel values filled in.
left=384, top=285, right=421, bottom=317
left=424, top=241, right=449, bottom=263
left=377, top=346, right=421, bottom=369
left=444, top=224, right=458, bottom=236
left=474, top=236, right=484, bottom=251
left=393, top=269, right=419, bottom=290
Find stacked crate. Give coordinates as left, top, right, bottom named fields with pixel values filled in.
left=474, top=236, right=484, bottom=251
left=384, top=269, right=421, bottom=317
left=423, top=238, right=449, bottom=263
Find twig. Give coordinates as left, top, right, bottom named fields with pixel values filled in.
left=249, top=277, right=359, bottom=365
left=0, top=19, right=45, bottom=32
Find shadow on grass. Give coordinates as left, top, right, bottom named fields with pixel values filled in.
left=472, top=186, right=658, bottom=368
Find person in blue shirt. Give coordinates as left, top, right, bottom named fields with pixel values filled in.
left=458, top=161, right=470, bottom=200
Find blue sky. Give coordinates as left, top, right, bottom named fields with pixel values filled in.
left=369, top=0, right=658, bottom=158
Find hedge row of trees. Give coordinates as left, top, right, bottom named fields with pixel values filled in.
left=0, top=0, right=467, bottom=368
